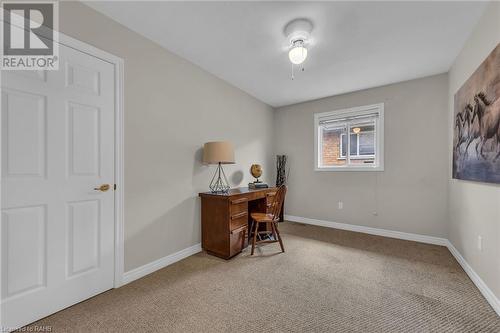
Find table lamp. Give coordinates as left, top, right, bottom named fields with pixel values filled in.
left=203, top=141, right=235, bottom=193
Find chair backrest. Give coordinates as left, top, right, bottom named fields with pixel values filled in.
left=270, top=185, right=287, bottom=221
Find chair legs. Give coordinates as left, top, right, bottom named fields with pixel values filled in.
left=270, top=221, right=278, bottom=241
left=273, top=222, right=285, bottom=253
left=250, top=220, right=285, bottom=255
left=251, top=219, right=259, bottom=255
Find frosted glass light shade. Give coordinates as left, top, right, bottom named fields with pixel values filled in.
left=289, top=46, right=308, bottom=65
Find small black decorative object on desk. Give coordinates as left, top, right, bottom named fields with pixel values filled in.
left=276, top=155, right=289, bottom=221
left=248, top=164, right=268, bottom=189
left=276, top=155, right=288, bottom=187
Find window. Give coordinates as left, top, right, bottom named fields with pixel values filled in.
left=340, top=124, right=375, bottom=158
left=314, top=104, right=384, bottom=171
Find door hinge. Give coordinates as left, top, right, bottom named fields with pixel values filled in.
left=114, top=184, right=117, bottom=190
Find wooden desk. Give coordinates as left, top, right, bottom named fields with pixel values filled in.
left=199, top=187, right=277, bottom=259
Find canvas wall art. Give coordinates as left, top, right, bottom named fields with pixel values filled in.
left=453, top=43, right=500, bottom=184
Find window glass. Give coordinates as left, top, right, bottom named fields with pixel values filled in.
left=350, top=134, right=358, bottom=155
left=359, top=132, right=375, bottom=155
left=320, top=125, right=346, bottom=166
left=315, top=104, right=383, bottom=170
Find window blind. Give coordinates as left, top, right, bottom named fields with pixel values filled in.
left=318, top=111, right=379, bottom=125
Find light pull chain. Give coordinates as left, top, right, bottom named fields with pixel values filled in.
left=291, top=63, right=305, bottom=80
left=301, top=46, right=304, bottom=72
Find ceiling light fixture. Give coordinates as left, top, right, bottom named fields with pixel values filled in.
left=352, top=127, right=361, bottom=134
left=284, top=18, right=313, bottom=80
left=289, top=39, right=307, bottom=65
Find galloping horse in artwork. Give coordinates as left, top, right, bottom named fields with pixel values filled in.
left=453, top=43, right=500, bottom=183
left=491, top=98, right=500, bottom=161
left=474, top=92, right=500, bottom=159
left=455, top=92, right=500, bottom=161
left=462, top=98, right=483, bottom=158
left=455, top=103, right=474, bottom=151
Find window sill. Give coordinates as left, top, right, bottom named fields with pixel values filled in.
left=337, top=155, right=375, bottom=161
left=315, top=165, right=384, bottom=172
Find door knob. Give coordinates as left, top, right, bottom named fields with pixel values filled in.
left=94, top=184, right=110, bottom=192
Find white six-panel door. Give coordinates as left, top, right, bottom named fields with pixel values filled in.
left=1, top=42, right=116, bottom=329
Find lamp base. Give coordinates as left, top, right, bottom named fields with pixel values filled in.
left=209, top=162, right=230, bottom=193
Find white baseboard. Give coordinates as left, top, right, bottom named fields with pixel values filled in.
left=284, top=214, right=500, bottom=317
left=284, top=215, right=448, bottom=246
left=122, top=243, right=202, bottom=285
left=446, top=241, right=500, bottom=316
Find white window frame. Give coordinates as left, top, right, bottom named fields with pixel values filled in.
left=314, top=103, right=384, bottom=171
left=339, top=131, right=375, bottom=160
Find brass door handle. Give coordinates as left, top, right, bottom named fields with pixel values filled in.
left=94, top=184, right=110, bottom=192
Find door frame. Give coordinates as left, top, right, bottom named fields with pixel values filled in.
left=0, top=32, right=126, bottom=291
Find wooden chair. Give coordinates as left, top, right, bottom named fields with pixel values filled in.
left=249, top=185, right=287, bottom=255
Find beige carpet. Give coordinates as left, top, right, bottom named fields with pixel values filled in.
left=26, top=222, right=499, bottom=332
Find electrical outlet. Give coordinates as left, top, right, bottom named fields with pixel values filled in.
left=477, top=236, right=483, bottom=251
left=338, top=201, right=343, bottom=210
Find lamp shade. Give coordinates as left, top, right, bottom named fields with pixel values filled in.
left=203, top=141, right=235, bottom=164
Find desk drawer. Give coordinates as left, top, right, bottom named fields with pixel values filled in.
left=229, top=225, right=247, bottom=257
left=230, top=212, right=248, bottom=231
left=230, top=198, right=248, bottom=215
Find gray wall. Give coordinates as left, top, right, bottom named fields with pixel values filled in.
left=275, top=74, right=449, bottom=237
left=60, top=2, right=274, bottom=271
left=448, top=1, right=500, bottom=300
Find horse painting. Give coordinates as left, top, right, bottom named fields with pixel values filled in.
left=453, top=43, right=500, bottom=184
